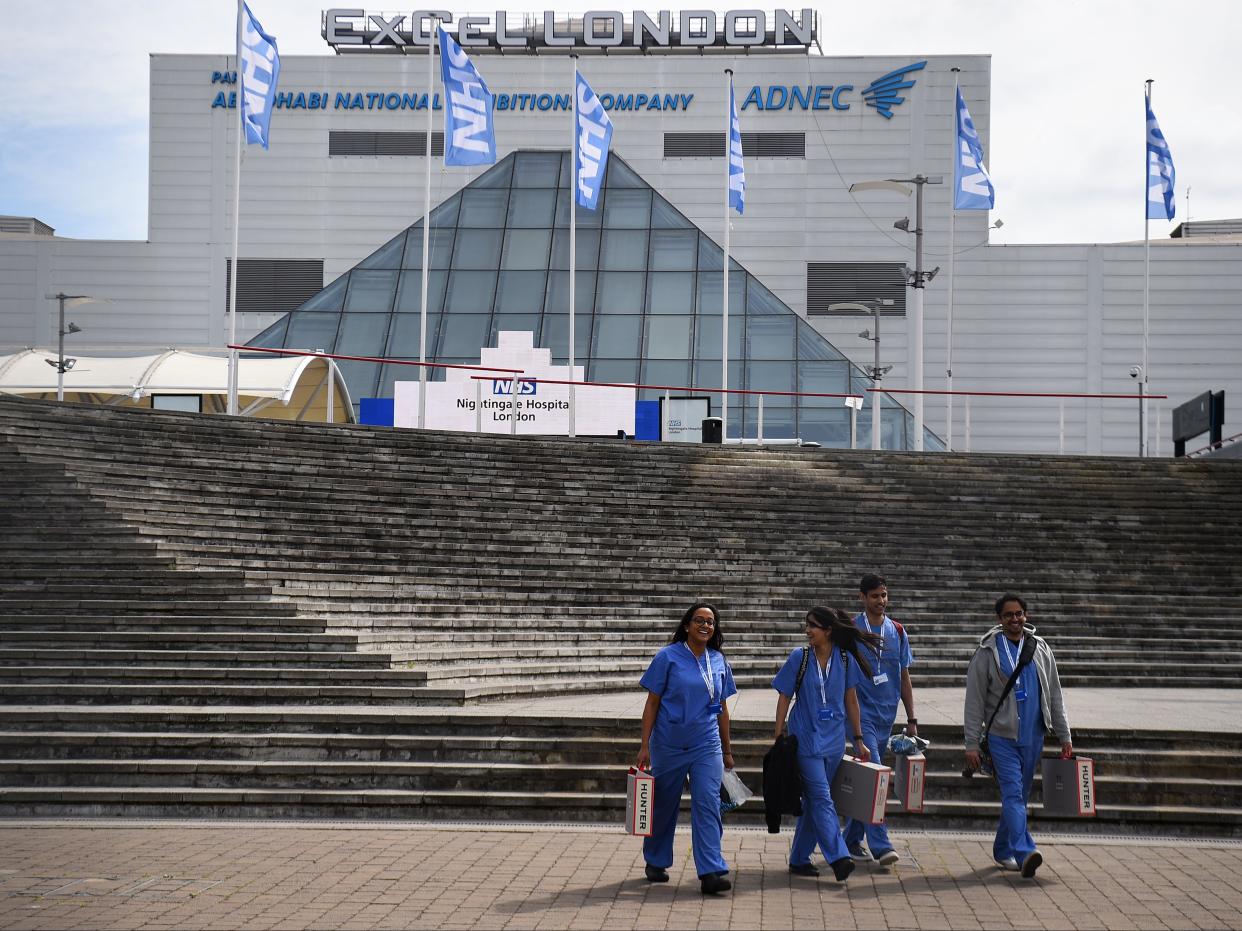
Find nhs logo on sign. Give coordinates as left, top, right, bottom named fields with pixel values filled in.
left=493, top=378, right=536, bottom=396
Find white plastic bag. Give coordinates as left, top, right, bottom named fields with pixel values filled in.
left=720, top=768, right=755, bottom=814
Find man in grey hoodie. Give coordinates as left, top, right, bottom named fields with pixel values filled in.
left=963, top=593, right=1073, bottom=879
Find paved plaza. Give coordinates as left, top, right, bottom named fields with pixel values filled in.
left=1, top=821, right=1240, bottom=930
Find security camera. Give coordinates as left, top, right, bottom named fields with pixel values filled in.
left=1129, top=366, right=1141, bottom=378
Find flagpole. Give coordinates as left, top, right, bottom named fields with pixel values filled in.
left=227, top=0, right=244, bottom=417
left=722, top=69, right=732, bottom=443
left=568, top=54, right=578, bottom=439
left=1142, top=78, right=1153, bottom=458
left=946, top=67, right=960, bottom=452
left=418, top=16, right=437, bottom=431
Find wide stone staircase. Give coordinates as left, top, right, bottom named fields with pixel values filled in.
left=1, top=395, right=1240, bottom=831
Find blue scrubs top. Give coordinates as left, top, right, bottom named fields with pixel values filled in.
left=772, top=646, right=864, bottom=758
left=640, top=643, right=737, bottom=751
left=852, top=613, right=914, bottom=728
left=995, top=633, right=1043, bottom=747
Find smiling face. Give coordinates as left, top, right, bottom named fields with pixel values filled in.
left=685, top=606, right=716, bottom=648
left=998, top=599, right=1028, bottom=641
left=860, top=584, right=889, bottom=623
left=804, top=616, right=831, bottom=650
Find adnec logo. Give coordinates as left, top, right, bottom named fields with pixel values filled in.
left=861, top=61, right=927, bottom=119
left=740, top=60, right=927, bottom=116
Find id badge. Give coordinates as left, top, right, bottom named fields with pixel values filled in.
left=708, top=702, right=723, bottom=715
left=1014, top=687, right=1027, bottom=702
left=817, top=708, right=837, bottom=722
left=872, top=672, right=889, bottom=686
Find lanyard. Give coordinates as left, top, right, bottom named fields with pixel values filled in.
left=684, top=643, right=716, bottom=701
left=1000, top=634, right=1024, bottom=677
left=814, top=649, right=833, bottom=705
left=869, top=618, right=885, bottom=670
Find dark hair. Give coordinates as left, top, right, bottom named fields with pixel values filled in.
left=994, top=593, right=1028, bottom=617
left=859, top=573, right=887, bottom=594
left=806, top=605, right=881, bottom=678
left=671, top=601, right=724, bottom=652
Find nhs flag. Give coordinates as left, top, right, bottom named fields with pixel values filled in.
left=953, top=88, right=994, bottom=210
left=575, top=72, right=613, bottom=210
left=1146, top=101, right=1176, bottom=221
left=238, top=3, right=280, bottom=149
left=728, top=80, right=745, bottom=215
left=439, top=27, right=496, bottom=167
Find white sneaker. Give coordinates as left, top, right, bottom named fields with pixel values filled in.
left=994, top=857, right=1019, bottom=871
left=875, top=849, right=900, bottom=867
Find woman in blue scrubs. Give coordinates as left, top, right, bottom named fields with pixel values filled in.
left=637, top=601, right=737, bottom=895
left=772, top=606, right=881, bottom=881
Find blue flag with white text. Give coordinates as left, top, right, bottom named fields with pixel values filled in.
left=238, top=2, right=280, bottom=149
left=953, top=88, right=994, bottom=210
left=728, top=80, right=745, bottom=215
left=1146, top=100, right=1175, bottom=221
left=439, top=26, right=496, bottom=167
left=575, top=72, right=613, bottom=210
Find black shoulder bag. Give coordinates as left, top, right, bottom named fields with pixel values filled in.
left=978, top=635, right=1038, bottom=765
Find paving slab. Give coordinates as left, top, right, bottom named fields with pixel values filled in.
left=0, top=821, right=1239, bottom=930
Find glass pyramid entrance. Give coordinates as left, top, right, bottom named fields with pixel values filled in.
left=248, top=150, right=938, bottom=449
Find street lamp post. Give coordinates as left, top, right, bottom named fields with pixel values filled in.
left=827, top=300, right=892, bottom=450
left=849, top=176, right=942, bottom=451
left=44, top=292, right=98, bottom=402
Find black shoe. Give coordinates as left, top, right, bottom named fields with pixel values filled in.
left=1020, top=850, right=1043, bottom=879
left=788, top=862, right=820, bottom=877
left=644, top=864, right=669, bottom=883
left=830, top=857, right=856, bottom=882
left=700, top=872, right=732, bottom=895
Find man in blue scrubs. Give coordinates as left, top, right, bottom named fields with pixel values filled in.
left=843, top=572, right=917, bottom=866
left=964, top=593, right=1073, bottom=878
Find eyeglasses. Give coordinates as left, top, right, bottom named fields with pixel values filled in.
left=692, top=618, right=716, bottom=628
left=1000, top=610, right=1026, bottom=621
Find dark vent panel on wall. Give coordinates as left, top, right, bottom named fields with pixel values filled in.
left=225, top=259, right=324, bottom=315
left=806, top=263, right=907, bottom=316
left=329, top=131, right=446, bottom=156
left=664, top=132, right=806, bottom=158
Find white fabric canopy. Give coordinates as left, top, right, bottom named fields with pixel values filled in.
left=0, top=348, right=349, bottom=403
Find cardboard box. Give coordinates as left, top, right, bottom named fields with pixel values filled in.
left=625, top=767, right=656, bottom=836
left=893, top=753, right=926, bottom=813
left=1040, top=756, right=1096, bottom=817
left=831, top=756, right=891, bottom=824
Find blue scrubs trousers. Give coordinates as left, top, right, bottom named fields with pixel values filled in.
left=643, top=743, right=728, bottom=878
left=989, top=733, right=1043, bottom=863
left=842, top=719, right=894, bottom=856
left=790, top=752, right=850, bottom=866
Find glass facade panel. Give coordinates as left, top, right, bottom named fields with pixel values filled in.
left=554, top=188, right=604, bottom=228
left=605, top=157, right=645, bottom=189
left=747, top=277, right=785, bottom=316
left=495, top=271, right=547, bottom=313
left=452, top=229, right=503, bottom=269
left=507, top=188, right=557, bottom=228
left=458, top=189, right=509, bottom=226
left=513, top=151, right=562, bottom=187
left=502, top=229, right=551, bottom=269
left=755, top=405, right=797, bottom=439
left=248, top=316, right=288, bottom=348
left=650, top=230, right=698, bottom=271
left=596, top=271, right=645, bottom=314
left=691, top=359, right=743, bottom=392
left=540, top=312, right=593, bottom=362
left=403, top=227, right=456, bottom=269
left=602, top=189, right=651, bottom=228
left=429, top=193, right=461, bottom=226
left=746, top=315, right=794, bottom=360
left=645, top=315, right=693, bottom=360
left=439, top=314, right=491, bottom=357
left=651, top=195, right=693, bottom=229
left=444, top=270, right=497, bottom=314
left=470, top=158, right=513, bottom=189
left=595, top=315, right=642, bottom=357
left=357, top=233, right=405, bottom=269
left=640, top=360, right=690, bottom=398
left=550, top=228, right=601, bottom=269
left=798, top=360, right=850, bottom=405
left=696, top=274, right=746, bottom=319
left=337, top=359, right=379, bottom=402
left=491, top=313, right=542, bottom=345
left=797, top=318, right=845, bottom=361
left=799, top=408, right=851, bottom=447
left=295, top=275, right=347, bottom=312
left=599, top=229, right=648, bottom=269
left=394, top=270, right=447, bottom=314
left=388, top=312, right=441, bottom=358
left=647, top=272, right=695, bottom=315
left=591, top=358, right=639, bottom=384
left=694, top=313, right=744, bottom=360
left=747, top=361, right=794, bottom=394
left=697, top=235, right=744, bottom=274
left=344, top=270, right=398, bottom=312
left=335, top=312, right=389, bottom=356
left=544, top=271, right=597, bottom=314
left=285, top=312, right=339, bottom=351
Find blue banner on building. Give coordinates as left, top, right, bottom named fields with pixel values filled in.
left=575, top=71, right=614, bottom=210
left=953, top=87, right=995, bottom=210
left=438, top=26, right=497, bottom=166
left=238, top=3, right=280, bottom=148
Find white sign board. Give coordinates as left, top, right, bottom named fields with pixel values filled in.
left=394, top=331, right=635, bottom=437
left=660, top=396, right=710, bottom=443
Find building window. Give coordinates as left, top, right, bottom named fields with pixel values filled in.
left=687, top=15, right=709, bottom=37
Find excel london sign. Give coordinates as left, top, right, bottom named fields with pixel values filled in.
left=323, top=9, right=818, bottom=51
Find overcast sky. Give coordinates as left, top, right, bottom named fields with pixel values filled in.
left=2, top=1, right=1234, bottom=243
